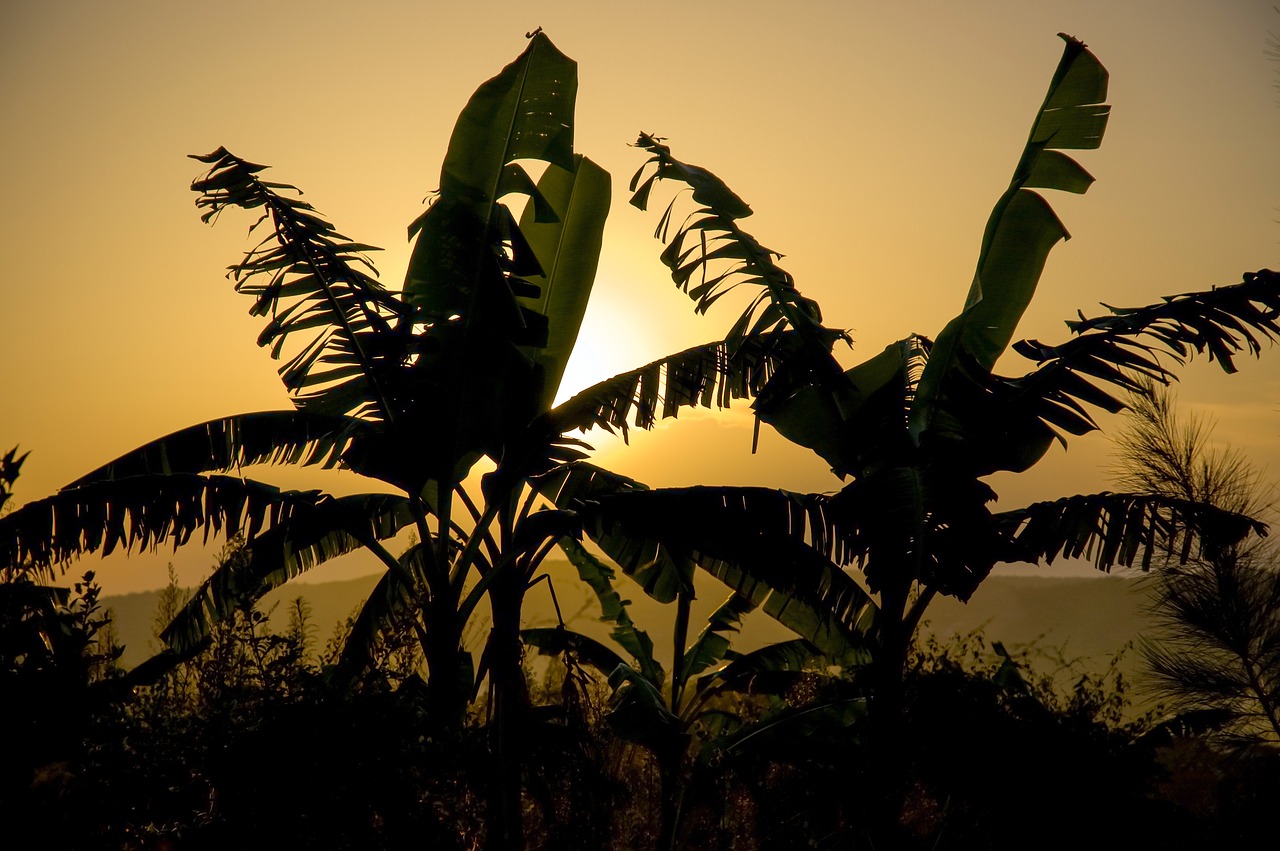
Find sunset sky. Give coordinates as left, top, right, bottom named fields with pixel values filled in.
left=2, top=0, right=1277, bottom=596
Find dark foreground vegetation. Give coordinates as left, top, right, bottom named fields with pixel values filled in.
left=3, top=31, right=1279, bottom=850
left=3, top=564, right=1278, bottom=851
left=5, top=561, right=1280, bottom=850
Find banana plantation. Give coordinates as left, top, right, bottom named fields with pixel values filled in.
left=3, top=32, right=1278, bottom=850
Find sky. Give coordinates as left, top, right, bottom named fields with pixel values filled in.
left=1, top=0, right=1277, bottom=596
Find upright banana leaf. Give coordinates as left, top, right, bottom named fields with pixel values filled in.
left=400, top=32, right=607, bottom=482
left=910, top=34, right=1109, bottom=454
left=403, top=31, right=577, bottom=325
left=516, top=156, right=611, bottom=409
left=681, top=592, right=759, bottom=682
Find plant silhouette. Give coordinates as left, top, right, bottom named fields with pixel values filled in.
left=540, top=34, right=1280, bottom=842
left=0, top=31, right=802, bottom=848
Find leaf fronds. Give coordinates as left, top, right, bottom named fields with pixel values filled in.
left=996, top=491, right=1267, bottom=573
left=191, top=147, right=411, bottom=422
left=64, top=412, right=373, bottom=488
left=161, top=494, right=413, bottom=653
left=629, top=133, right=838, bottom=359
left=1005, top=268, right=1280, bottom=438
left=548, top=330, right=836, bottom=440
left=0, top=473, right=329, bottom=579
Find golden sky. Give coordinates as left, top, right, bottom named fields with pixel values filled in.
left=1, top=0, right=1277, bottom=594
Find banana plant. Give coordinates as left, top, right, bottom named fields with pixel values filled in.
left=0, top=38, right=649, bottom=698
left=522, top=536, right=860, bottom=850
left=545, top=35, right=1279, bottom=749
left=0, top=37, right=818, bottom=847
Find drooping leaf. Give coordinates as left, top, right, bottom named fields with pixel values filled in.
left=534, top=462, right=694, bottom=603
left=629, top=133, right=837, bottom=360
left=191, top=148, right=411, bottom=423
left=995, top=491, right=1267, bottom=573
left=161, top=493, right=413, bottom=653
left=522, top=626, right=629, bottom=679
left=698, top=638, right=835, bottom=694
left=0, top=473, right=329, bottom=580
left=567, top=484, right=878, bottom=654
left=1026, top=268, right=1280, bottom=377
left=956, top=268, right=1280, bottom=471
left=605, top=662, right=682, bottom=748
left=547, top=330, right=834, bottom=441
left=63, top=412, right=373, bottom=488
left=332, top=543, right=434, bottom=686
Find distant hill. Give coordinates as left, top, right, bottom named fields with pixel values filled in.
left=104, top=564, right=1158, bottom=688
left=102, top=574, right=383, bottom=668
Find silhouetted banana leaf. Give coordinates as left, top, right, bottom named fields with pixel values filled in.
left=401, top=30, right=578, bottom=340
left=629, top=133, right=834, bottom=358
left=0, top=447, right=28, bottom=515
left=696, top=542, right=875, bottom=659
left=558, top=536, right=663, bottom=684
left=434, top=31, right=576, bottom=218
left=0, top=473, right=328, bottom=579
left=537, top=465, right=874, bottom=646
left=681, top=592, right=758, bottom=682
left=912, top=34, right=1109, bottom=443
left=521, top=626, right=628, bottom=677
left=63, top=412, right=373, bottom=488
left=191, top=148, right=410, bottom=422
left=0, top=580, right=69, bottom=611
left=696, top=638, right=834, bottom=695
left=533, top=461, right=696, bottom=602
left=606, top=662, right=682, bottom=746
left=995, top=491, right=1268, bottom=572
left=399, top=33, right=604, bottom=482
left=160, top=493, right=413, bottom=653
left=757, top=335, right=931, bottom=479
left=0, top=579, right=93, bottom=674
left=547, top=330, right=834, bottom=440
left=517, top=155, right=612, bottom=409
left=700, top=694, right=869, bottom=768
left=861, top=270, right=1280, bottom=478
left=332, top=542, right=435, bottom=685
left=570, top=484, right=877, bottom=655
left=588, top=486, right=854, bottom=565
left=1002, top=269, right=1280, bottom=437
